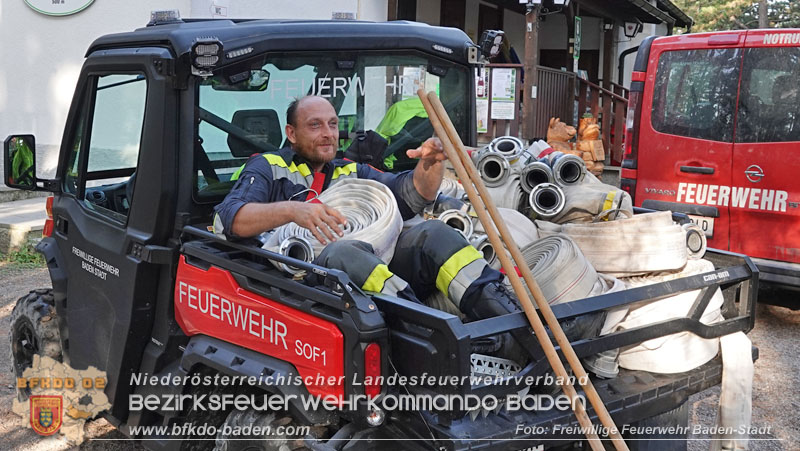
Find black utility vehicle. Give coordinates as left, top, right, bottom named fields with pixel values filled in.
left=5, top=15, right=758, bottom=450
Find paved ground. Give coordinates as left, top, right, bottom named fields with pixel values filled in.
left=0, top=197, right=48, bottom=228
left=0, top=262, right=797, bottom=450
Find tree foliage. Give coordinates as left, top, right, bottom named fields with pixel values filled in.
left=674, top=0, right=800, bottom=32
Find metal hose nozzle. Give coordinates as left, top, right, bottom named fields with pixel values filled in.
left=438, top=209, right=474, bottom=239
left=520, top=161, right=554, bottom=193
left=476, top=152, right=510, bottom=187
left=469, top=233, right=496, bottom=266
left=529, top=183, right=566, bottom=219
left=488, top=136, right=524, bottom=159
left=551, top=153, right=586, bottom=186
left=277, top=236, right=315, bottom=275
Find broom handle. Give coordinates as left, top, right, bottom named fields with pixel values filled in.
left=422, top=91, right=629, bottom=450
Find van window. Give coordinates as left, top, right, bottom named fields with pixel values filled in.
left=736, top=46, right=800, bottom=143
left=651, top=48, right=741, bottom=142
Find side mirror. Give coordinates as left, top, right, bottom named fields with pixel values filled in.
left=4, top=135, right=37, bottom=190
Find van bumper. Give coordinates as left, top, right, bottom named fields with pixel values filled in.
left=751, top=257, right=800, bottom=288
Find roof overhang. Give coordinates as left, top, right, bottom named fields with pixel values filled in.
left=487, top=0, right=692, bottom=29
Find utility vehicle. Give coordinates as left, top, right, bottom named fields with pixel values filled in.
left=6, top=15, right=758, bottom=450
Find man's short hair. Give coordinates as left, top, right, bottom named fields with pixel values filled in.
left=286, top=96, right=335, bottom=126
left=286, top=97, right=301, bottom=127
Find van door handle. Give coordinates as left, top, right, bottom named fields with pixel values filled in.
left=680, top=166, right=715, bottom=175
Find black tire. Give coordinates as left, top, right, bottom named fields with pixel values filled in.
left=214, top=409, right=309, bottom=451
left=9, top=289, right=62, bottom=401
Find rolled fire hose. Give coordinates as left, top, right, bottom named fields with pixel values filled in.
left=473, top=207, right=540, bottom=270
left=537, top=211, right=688, bottom=276
left=615, top=259, right=725, bottom=373
left=583, top=273, right=628, bottom=379
left=546, top=172, right=633, bottom=224
left=520, top=161, right=554, bottom=193
left=528, top=183, right=566, bottom=219
left=488, top=135, right=525, bottom=159
left=263, top=178, right=403, bottom=273
left=483, top=176, right=525, bottom=210
left=516, top=234, right=598, bottom=305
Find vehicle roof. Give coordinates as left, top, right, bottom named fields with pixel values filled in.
left=87, top=19, right=475, bottom=65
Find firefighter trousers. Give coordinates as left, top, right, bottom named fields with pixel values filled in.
left=312, top=220, right=502, bottom=310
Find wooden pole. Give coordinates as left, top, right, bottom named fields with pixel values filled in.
left=522, top=5, right=540, bottom=140
left=420, top=90, right=630, bottom=451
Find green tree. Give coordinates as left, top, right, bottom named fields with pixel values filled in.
left=675, top=0, right=800, bottom=32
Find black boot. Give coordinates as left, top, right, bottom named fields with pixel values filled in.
left=461, top=281, right=535, bottom=365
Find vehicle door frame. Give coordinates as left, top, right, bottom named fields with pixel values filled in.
left=729, top=30, right=800, bottom=264
left=51, top=46, right=177, bottom=421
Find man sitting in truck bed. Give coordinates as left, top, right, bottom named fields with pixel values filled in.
left=214, top=95, right=533, bottom=362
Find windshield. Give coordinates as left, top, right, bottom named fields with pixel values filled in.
left=195, top=50, right=470, bottom=200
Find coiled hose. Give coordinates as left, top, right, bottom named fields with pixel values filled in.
left=516, top=234, right=598, bottom=305
left=615, top=259, right=724, bottom=373
left=537, top=211, right=688, bottom=276
left=263, top=178, right=403, bottom=273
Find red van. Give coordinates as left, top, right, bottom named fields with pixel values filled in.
left=620, top=29, right=800, bottom=288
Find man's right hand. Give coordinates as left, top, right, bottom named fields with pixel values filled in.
left=293, top=202, right=347, bottom=245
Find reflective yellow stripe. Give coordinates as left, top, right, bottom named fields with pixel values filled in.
left=231, top=164, right=245, bottom=181
left=264, top=153, right=288, bottom=168
left=292, top=162, right=312, bottom=177
left=602, top=191, right=617, bottom=221
left=362, top=264, right=394, bottom=293
left=436, top=245, right=483, bottom=296
left=332, top=162, right=357, bottom=180
left=263, top=154, right=311, bottom=177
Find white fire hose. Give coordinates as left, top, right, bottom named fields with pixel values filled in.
left=537, top=211, right=689, bottom=276
left=545, top=173, right=633, bottom=224
left=516, top=235, right=598, bottom=305
left=472, top=207, right=540, bottom=270
left=263, top=178, right=403, bottom=274
left=615, top=259, right=724, bottom=373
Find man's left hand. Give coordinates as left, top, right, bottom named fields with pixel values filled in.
left=407, top=138, right=446, bottom=166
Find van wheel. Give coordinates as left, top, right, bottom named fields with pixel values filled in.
left=9, top=289, right=62, bottom=401
left=213, top=409, right=309, bottom=451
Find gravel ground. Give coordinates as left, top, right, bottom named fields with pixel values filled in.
left=0, top=262, right=798, bottom=450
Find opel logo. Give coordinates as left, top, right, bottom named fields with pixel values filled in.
left=745, top=165, right=764, bottom=183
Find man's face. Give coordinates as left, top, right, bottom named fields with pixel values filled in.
left=285, top=97, right=339, bottom=169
